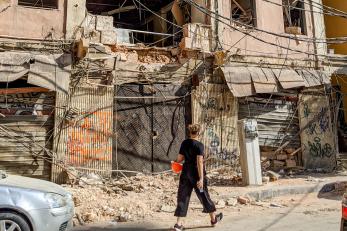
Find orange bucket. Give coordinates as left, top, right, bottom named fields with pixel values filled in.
left=171, top=161, right=183, bottom=174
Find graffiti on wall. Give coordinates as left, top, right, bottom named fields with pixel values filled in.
left=193, top=84, right=239, bottom=169
left=0, top=92, right=54, bottom=115
left=299, top=95, right=335, bottom=171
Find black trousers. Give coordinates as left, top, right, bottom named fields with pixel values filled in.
left=174, top=175, right=216, bottom=217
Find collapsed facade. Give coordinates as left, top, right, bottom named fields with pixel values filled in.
left=0, top=0, right=337, bottom=183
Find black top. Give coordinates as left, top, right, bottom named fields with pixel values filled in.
left=179, top=139, right=205, bottom=181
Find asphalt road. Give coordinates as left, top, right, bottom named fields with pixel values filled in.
left=73, top=192, right=342, bottom=231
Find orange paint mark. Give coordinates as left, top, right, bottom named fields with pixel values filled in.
left=67, top=111, right=112, bottom=165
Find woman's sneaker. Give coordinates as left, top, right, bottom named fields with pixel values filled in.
left=211, top=213, right=223, bottom=226
left=173, top=224, right=184, bottom=231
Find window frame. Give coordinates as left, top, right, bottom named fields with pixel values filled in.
left=230, top=0, right=257, bottom=28
left=282, top=0, right=307, bottom=35
left=17, top=0, right=59, bottom=10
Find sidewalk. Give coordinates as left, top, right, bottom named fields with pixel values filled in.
left=211, top=173, right=347, bottom=201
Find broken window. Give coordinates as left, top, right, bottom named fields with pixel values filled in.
left=86, top=0, right=189, bottom=46
left=18, top=0, right=58, bottom=9
left=283, top=0, right=306, bottom=35
left=230, top=0, right=256, bottom=26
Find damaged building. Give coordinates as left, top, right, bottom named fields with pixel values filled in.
left=0, top=0, right=337, bottom=183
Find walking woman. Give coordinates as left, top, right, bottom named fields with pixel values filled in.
left=172, top=124, right=223, bottom=231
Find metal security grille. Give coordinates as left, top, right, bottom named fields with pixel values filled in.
left=191, top=83, right=239, bottom=171
left=0, top=92, right=55, bottom=180
left=239, top=96, right=300, bottom=149
left=114, top=84, right=188, bottom=173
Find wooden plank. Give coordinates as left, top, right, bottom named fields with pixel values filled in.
left=104, top=5, right=137, bottom=15
left=0, top=87, right=50, bottom=94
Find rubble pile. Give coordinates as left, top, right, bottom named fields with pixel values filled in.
left=206, top=167, right=242, bottom=186
left=260, top=146, right=302, bottom=171
left=64, top=173, right=179, bottom=225
left=65, top=168, right=241, bottom=226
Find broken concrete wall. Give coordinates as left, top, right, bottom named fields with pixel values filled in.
left=0, top=0, right=66, bottom=39
left=65, top=0, right=86, bottom=39
left=207, top=0, right=317, bottom=59
left=84, top=14, right=117, bottom=45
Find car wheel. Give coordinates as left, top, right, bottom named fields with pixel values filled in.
left=0, top=212, right=31, bottom=231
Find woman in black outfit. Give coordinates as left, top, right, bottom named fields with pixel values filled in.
left=172, top=124, right=223, bottom=231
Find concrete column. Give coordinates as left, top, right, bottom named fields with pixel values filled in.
left=65, top=0, right=87, bottom=39
left=191, top=0, right=207, bottom=24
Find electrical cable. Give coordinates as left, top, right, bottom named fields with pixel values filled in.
left=183, top=0, right=347, bottom=45
left=182, top=0, right=343, bottom=58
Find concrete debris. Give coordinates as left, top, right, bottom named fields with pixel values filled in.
left=262, top=176, right=270, bottom=184
left=116, top=212, right=132, bottom=222
left=226, top=198, right=238, bottom=207
left=79, top=173, right=103, bottom=186
left=82, top=212, right=98, bottom=222
left=206, top=167, right=242, bottom=186
left=266, top=171, right=280, bottom=181
left=237, top=196, right=250, bottom=205
left=65, top=174, right=178, bottom=225
left=306, top=176, right=325, bottom=183
left=160, top=205, right=176, bottom=213
left=250, top=201, right=268, bottom=207
left=216, top=200, right=226, bottom=209
left=270, top=203, right=284, bottom=208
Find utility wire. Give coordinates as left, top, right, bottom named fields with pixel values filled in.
left=182, top=0, right=343, bottom=58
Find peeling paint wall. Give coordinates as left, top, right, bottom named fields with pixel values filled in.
left=0, top=0, right=66, bottom=39
left=209, top=0, right=319, bottom=59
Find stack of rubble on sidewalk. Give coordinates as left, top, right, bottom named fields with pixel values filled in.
left=65, top=173, right=179, bottom=225
left=65, top=168, right=241, bottom=226
left=260, top=146, right=302, bottom=172
left=206, top=167, right=243, bottom=186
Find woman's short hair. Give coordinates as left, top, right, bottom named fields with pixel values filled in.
left=188, top=124, right=201, bottom=136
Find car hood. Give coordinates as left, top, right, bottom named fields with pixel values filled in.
left=0, top=175, right=68, bottom=196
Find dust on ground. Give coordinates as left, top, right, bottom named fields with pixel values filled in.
left=63, top=168, right=346, bottom=227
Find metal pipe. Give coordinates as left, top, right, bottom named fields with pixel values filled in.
left=128, top=29, right=173, bottom=37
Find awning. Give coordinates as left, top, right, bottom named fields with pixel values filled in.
left=28, top=54, right=71, bottom=94
left=247, top=66, right=279, bottom=94
left=219, top=65, right=255, bottom=97
left=272, top=68, right=305, bottom=89
left=217, top=63, right=329, bottom=97
left=0, top=52, right=71, bottom=94
left=0, top=52, right=32, bottom=82
left=298, top=69, right=330, bottom=87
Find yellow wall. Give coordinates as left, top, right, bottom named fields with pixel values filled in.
left=332, top=75, right=347, bottom=122
left=323, top=0, right=347, bottom=55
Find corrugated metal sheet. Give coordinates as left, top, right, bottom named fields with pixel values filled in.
left=28, top=54, right=71, bottom=94
left=272, top=68, right=305, bottom=89
left=248, top=67, right=279, bottom=94
left=297, top=69, right=331, bottom=87
left=0, top=52, right=31, bottom=82
left=0, top=91, right=55, bottom=180
left=218, top=64, right=319, bottom=98
left=52, top=85, right=114, bottom=183
left=239, top=97, right=300, bottom=148
left=0, top=115, right=53, bottom=180
left=219, top=65, right=254, bottom=97
left=192, top=83, right=239, bottom=170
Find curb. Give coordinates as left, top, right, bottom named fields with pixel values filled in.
left=245, top=183, right=325, bottom=201
left=216, top=177, right=347, bottom=201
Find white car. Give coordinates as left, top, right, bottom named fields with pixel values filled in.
left=0, top=171, right=74, bottom=231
